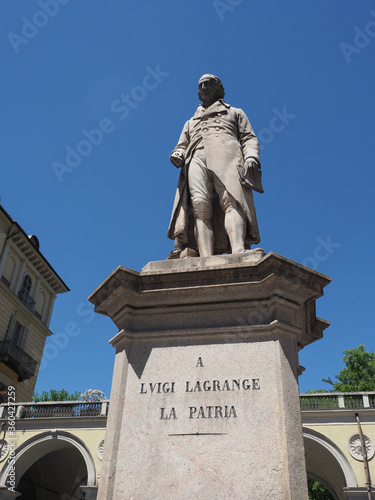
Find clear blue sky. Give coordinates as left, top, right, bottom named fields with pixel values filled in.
left=1, top=1, right=374, bottom=398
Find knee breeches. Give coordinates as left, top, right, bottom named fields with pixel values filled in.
left=188, top=153, right=236, bottom=221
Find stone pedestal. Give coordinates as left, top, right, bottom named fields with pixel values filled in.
left=89, top=251, right=330, bottom=500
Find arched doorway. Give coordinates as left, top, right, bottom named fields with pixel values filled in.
left=304, top=428, right=357, bottom=500
left=0, top=430, right=96, bottom=499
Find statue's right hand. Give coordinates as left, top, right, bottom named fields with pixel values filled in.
left=170, top=151, right=184, bottom=168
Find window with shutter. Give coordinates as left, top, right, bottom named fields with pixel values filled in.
left=6, top=316, right=26, bottom=348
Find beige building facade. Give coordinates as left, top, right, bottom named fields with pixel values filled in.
left=0, top=393, right=373, bottom=499
left=0, top=205, right=69, bottom=402
left=302, top=392, right=375, bottom=500
left=0, top=400, right=107, bottom=499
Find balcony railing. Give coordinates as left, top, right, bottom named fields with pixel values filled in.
left=17, top=290, right=36, bottom=312
left=0, top=400, right=109, bottom=420
left=300, top=392, right=375, bottom=410
left=0, top=394, right=374, bottom=422
left=0, top=340, right=37, bottom=381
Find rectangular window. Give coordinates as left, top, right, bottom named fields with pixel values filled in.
left=11, top=322, right=24, bottom=345
left=6, top=316, right=27, bottom=348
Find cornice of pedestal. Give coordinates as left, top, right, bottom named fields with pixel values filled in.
left=109, top=319, right=303, bottom=350
left=89, top=251, right=331, bottom=350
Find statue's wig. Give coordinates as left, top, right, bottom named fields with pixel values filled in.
left=198, top=74, right=225, bottom=100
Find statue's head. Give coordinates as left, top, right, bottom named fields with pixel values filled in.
left=198, top=74, right=225, bottom=106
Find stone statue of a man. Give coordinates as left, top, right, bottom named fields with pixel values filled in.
left=167, top=74, right=262, bottom=258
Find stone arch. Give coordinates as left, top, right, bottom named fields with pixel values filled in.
left=0, top=430, right=96, bottom=495
left=304, top=427, right=357, bottom=500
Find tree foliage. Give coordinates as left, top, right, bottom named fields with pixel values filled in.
left=31, top=389, right=106, bottom=402
left=308, top=479, right=334, bottom=500
left=307, top=388, right=330, bottom=394
left=322, top=344, right=375, bottom=392
left=32, top=389, right=81, bottom=402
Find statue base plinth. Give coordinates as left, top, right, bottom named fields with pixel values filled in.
left=89, top=252, right=330, bottom=500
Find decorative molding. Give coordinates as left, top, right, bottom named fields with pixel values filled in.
left=348, top=434, right=375, bottom=461
left=97, top=439, right=104, bottom=460
left=0, top=440, right=9, bottom=462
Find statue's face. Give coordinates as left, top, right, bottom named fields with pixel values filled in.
left=198, top=79, right=217, bottom=104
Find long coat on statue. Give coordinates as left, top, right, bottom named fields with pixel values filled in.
left=168, top=99, right=261, bottom=254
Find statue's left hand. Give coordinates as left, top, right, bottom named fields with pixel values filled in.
left=240, top=158, right=263, bottom=193
left=245, top=159, right=260, bottom=170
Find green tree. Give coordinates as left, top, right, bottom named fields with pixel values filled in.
left=32, top=389, right=81, bottom=402
left=308, top=479, right=334, bottom=500
left=322, top=344, right=375, bottom=392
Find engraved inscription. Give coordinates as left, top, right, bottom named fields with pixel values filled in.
left=160, top=408, right=177, bottom=420
left=140, top=375, right=260, bottom=422
left=189, top=406, right=237, bottom=419
left=185, top=379, right=260, bottom=392
left=140, top=382, right=175, bottom=394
